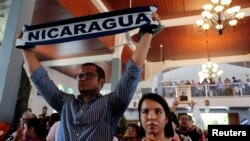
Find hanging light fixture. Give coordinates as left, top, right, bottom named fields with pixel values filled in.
left=198, top=41, right=223, bottom=83
left=196, top=0, right=245, bottom=35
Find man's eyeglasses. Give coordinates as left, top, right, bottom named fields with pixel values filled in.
left=75, top=72, right=98, bottom=80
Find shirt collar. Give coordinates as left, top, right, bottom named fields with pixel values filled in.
left=76, top=93, right=103, bottom=103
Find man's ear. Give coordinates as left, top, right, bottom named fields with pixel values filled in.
left=99, top=78, right=105, bottom=88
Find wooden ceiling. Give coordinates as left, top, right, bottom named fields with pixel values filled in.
left=31, top=0, right=250, bottom=82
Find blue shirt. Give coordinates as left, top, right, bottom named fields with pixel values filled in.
left=30, top=59, right=142, bottom=141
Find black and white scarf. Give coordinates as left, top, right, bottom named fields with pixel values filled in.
left=16, top=6, right=158, bottom=49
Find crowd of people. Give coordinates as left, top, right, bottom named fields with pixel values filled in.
left=5, top=106, right=60, bottom=141
left=113, top=97, right=206, bottom=141
left=2, top=95, right=204, bottom=141
left=4, top=96, right=207, bottom=141
left=2, top=10, right=212, bottom=141
left=162, top=76, right=245, bottom=86
left=8, top=11, right=171, bottom=141
left=162, top=76, right=250, bottom=98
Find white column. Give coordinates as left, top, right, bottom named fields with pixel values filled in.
left=0, top=0, right=36, bottom=123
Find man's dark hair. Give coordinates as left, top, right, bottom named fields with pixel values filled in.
left=115, top=126, right=125, bottom=138
left=82, top=63, right=105, bottom=80
left=49, top=113, right=60, bottom=126
left=26, top=118, right=47, bottom=138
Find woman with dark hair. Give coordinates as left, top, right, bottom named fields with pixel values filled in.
left=138, top=93, right=177, bottom=141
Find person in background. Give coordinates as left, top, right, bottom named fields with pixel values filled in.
left=6, top=112, right=37, bottom=141
left=232, top=76, right=240, bottom=95
left=245, top=78, right=250, bottom=94
left=38, top=106, right=50, bottom=123
left=123, top=123, right=141, bottom=141
left=46, top=113, right=60, bottom=141
left=172, top=99, right=205, bottom=141
left=138, top=93, right=177, bottom=141
left=48, top=113, right=60, bottom=130
left=173, top=99, right=205, bottom=130
left=46, top=121, right=60, bottom=141
left=224, top=78, right=232, bottom=95
left=19, top=12, right=162, bottom=141
left=176, top=113, right=205, bottom=141
left=16, top=118, right=47, bottom=141
left=216, top=77, right=225, bottom=96
left=114, top=126, right=126, bottom=141
left=38, top=106, right=50, bottom=133
left=188, top=117, right=205, bottom=141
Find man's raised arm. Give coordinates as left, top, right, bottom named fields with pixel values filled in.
left=132, top=12, right=160, bottom=68
left=17, top=32, right=41, bottom=74
left=22, top=49, right=41, bottom=73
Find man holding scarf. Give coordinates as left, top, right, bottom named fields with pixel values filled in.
left=19, top=11, right=162, bottom=141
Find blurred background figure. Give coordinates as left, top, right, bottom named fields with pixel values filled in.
left=176, top=113, right=205, bottom=141
left=6, top=111, right=36, bottom=141
left=46, top=113, right=60, bottom=141
left=48, top=113, right=60, bottom=131
left=16, top=118, right=47, bottom=141
left=114, top=126, right=126, bottom=141
left=123, top=123, right=141, bottom=141
left=46, top=121, right=60, bottom=141
left=38, top=106, right=50, bottom=124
